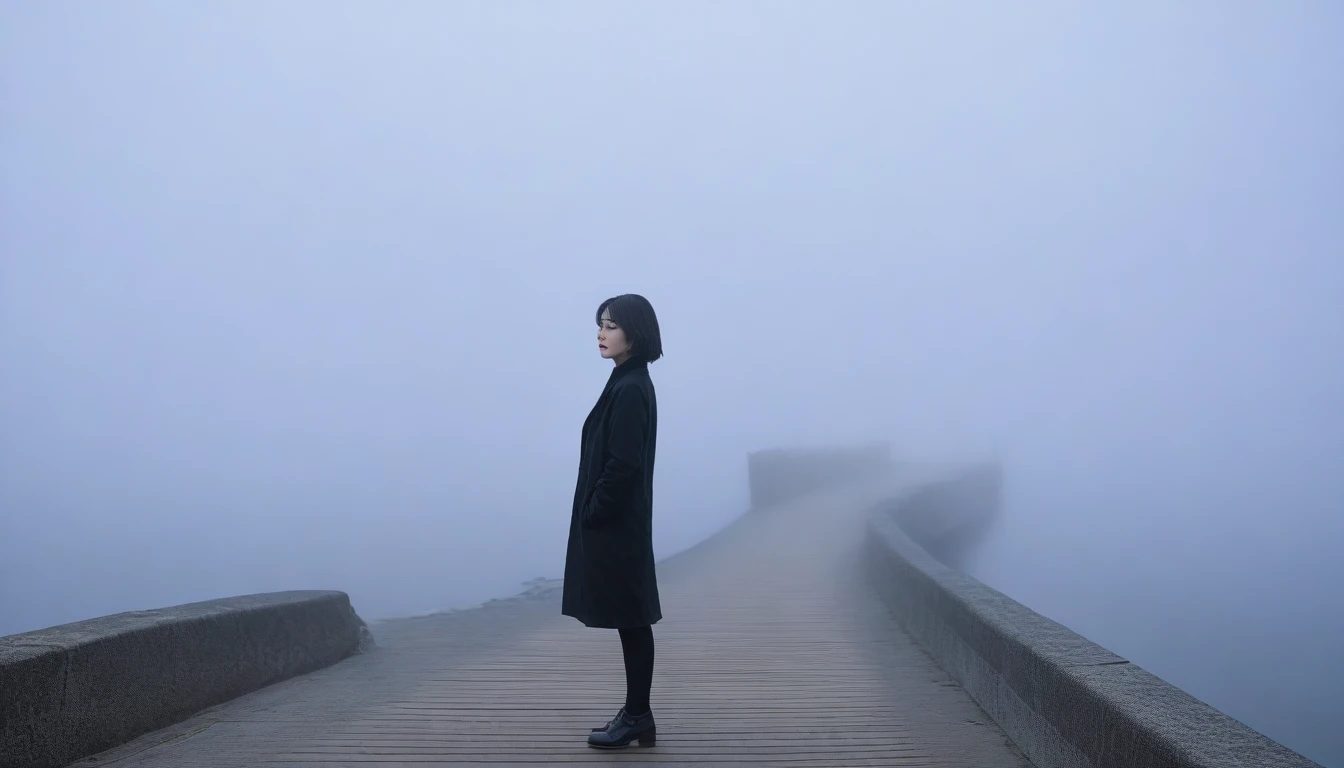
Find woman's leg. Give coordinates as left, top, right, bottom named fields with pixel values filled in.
left=617, top=625, right=655, bottom=715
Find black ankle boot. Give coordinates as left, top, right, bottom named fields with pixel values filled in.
left=592, top=706, right=626, bottom=732
left=586, top=707, right=655, bottom=749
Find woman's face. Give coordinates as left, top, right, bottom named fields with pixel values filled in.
left=597, top=308, right=631, bottom=363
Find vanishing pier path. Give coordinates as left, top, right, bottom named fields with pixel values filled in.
left=84, top=474, right=1029, bottom=767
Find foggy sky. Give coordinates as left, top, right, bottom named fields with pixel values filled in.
left=2, top=2, right=1341, bottom=765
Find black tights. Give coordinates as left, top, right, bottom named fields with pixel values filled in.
left=617, top=626, right=655, bottom=715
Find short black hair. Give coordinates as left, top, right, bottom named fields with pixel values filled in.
left=596, top=294, right=663, bottom=362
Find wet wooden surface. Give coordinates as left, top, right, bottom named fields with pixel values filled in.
left=80, top=478, right=1031, bottom=767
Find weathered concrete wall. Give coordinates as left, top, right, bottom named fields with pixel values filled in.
left=747, top=441, right=891, bottom=509
left=864, top=470, right=1323, bottom=768
left=0, top=590, right=371, bottom=768
left=874, top=462, right=1001, bottom=570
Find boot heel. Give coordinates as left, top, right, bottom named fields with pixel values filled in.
left=639, top=729, right=657, bottom=746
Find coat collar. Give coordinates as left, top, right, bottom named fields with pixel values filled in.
left=600, top=357, right=647, bottom=396
left=607, top=357, right=648, bottom=380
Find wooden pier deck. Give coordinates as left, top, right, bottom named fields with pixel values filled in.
left=82, top=480, right=1030, bottom=767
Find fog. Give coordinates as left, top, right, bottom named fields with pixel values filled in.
left=2, top=2, right=1341, bottom=765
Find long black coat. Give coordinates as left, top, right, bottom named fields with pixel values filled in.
left=561, top=359, right=662, bottom=629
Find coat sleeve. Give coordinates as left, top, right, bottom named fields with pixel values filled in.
left=583, top=384, right=649, bottom=526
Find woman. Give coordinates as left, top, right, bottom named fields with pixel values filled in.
left=562, top=293, right=663, bottom=750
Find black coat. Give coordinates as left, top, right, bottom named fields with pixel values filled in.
left=562, top=359, right=662, bottom=629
